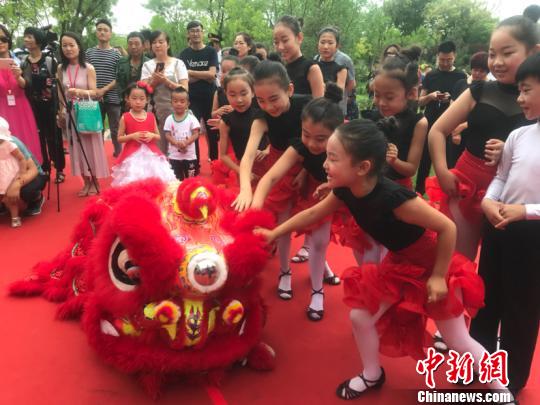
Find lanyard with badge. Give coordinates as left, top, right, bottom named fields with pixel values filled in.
left=1, top=59, right=17, bottom=106
left=67, top=64, right=80, bottom=100
left=7, top=89, right=15, bottom=106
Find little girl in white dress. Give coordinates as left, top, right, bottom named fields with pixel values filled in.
left=111, top=82, right=176, bottom=187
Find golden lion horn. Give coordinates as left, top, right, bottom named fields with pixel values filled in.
left=190, top=186, right=211, bottom=221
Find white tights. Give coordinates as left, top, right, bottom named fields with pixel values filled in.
left=276, top=207, right=293, bottom=278
left=306, top=221, right=332, bottom=311
left=347, top=290, right=509, bottom=393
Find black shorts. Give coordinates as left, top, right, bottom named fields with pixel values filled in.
left=170, top=159, right=200, bottom=180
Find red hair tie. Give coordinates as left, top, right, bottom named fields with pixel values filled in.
left=136, top=80, right=154, bottom=95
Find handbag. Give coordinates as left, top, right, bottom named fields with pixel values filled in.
left=74, top=96, right=103, bottom=133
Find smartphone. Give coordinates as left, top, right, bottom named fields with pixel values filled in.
left=155, top=62, right=165, bottom=73
left=0, top=58, right=13, bottom=70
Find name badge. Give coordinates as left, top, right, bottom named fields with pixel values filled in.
left=7, top=93, right=16, bottom=106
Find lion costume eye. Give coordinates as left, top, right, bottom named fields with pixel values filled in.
left=109, top=239, right=141, bottom=292
left=185, top=248, right=228, bottom=294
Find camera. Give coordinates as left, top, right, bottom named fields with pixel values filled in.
left=40, top=25, right=59, bottom=57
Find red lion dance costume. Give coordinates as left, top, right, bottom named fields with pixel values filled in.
left=9, top=178, right=276, bottom=397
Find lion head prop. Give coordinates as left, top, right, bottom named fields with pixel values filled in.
left=9, top=177, right=276, bottom=397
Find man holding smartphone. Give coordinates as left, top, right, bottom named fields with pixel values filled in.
left=178, top=21, right=218, bottom=162
left=416, top=41, right=466, bottom=194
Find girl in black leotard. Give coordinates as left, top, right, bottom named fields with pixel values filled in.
left=213, top=67, right=267, bottom=187
left=251, top=84, right=343, bottom=321
left=429, top=15, right=539, bottom=261
left=255, top=120, right=515, bottom=403
left=273, top=15, right=325, bottom=98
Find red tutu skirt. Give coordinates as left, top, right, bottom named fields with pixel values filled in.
left=394, top=176, right=413, bottom=190
left=211, top=148, right=268, bottom=190
left=211, top=158, right=238, bottom=189
left=291, top=175, right=335, bottom=235
left=426, top=150, right=496, bottom=225
left=332, top=214, right=375, bottom=253
left=263, top=146, right=302, bottom=215
left=342, top=230, right=485, bottom=360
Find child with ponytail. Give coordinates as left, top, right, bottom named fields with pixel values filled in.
left=255, top=120, right=515, bottom=403
left=251, top=83, right=343, bottom=320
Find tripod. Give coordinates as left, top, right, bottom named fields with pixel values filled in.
left=55, top=74, right=100, bottom=197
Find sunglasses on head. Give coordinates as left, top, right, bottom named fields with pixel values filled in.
left=0, top=37, right=9, bottom=44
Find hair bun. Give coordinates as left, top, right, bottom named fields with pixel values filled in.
left=376, top=116, right=398, bottom=137
left=401, top=46, right=422, bottom=62
left=524, top=5, right=540, bottom=23
left=324, top=82, right=343, bottom=104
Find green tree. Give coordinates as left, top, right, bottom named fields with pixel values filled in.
left=383, top=0, right=434, bottom=35
left=51, top=0, right=118, bottom=35
left=0, top=0, right=51, bottom=34
left=423, top=0, right=496, bottom=65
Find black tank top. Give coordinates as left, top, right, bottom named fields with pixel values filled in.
left=333, top=177, right=425, bottom=251
left=463, top=81, right=533, bottom=159
left=318, top=60, right=345, bottom=84
left=290, top=138, right=327, bottom=182
left=216, top=87, right=228, bottom=107
left=254, top=95, right=312, bottom=150
left=286, top=56, right=316, bottom=96
left=385, top=109, right=424, bottom=180
left=222, top=105, right=267, bottom=161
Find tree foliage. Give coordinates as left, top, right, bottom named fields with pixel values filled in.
left=3, top=0, right=500, bottom=84
left=383, top=0, right=434, bottom=36
left=0, top=0, right=117, bottom=36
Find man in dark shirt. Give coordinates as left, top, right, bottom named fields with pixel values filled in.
left=416, top=41, right=466, bottom=194
left=116, top=31, right=149, bottom=111
left=178, top=21, right=219, bottom=161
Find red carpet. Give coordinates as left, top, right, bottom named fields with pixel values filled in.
left=1, top=139, right=538, bottom=404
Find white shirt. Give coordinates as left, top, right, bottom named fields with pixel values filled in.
left=485, top=122, right=540, bottom=219
left=163, top=112, right=200, bottom=160
left=141, top=58, right=188, bottom=83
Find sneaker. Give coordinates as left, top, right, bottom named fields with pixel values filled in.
left=23, top=195, right=45, bottom=216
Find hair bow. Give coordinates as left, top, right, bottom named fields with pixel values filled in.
left=136, top=80, right=154, bottom=95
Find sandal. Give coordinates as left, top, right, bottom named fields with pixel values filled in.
left=323, top=262, right=341, bottom=285
left=433, top=333, right=449, bottom=353
left=306, top=288, right=324, bottom=321
left=291, top=246, right=309, bottom=263
left=11, top=217, right=22, bottom=228
left=336, top=368, right=386, bottom=400
left=277, top=269, right=292, bottom=300
left=78, top=183, right=90, bottom=197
